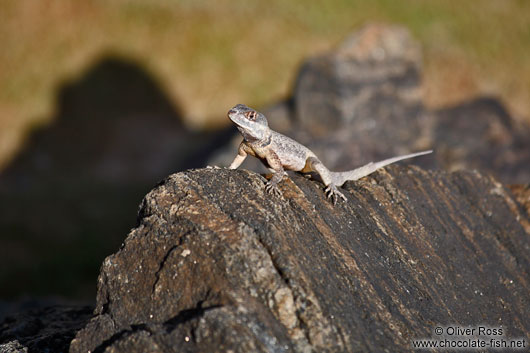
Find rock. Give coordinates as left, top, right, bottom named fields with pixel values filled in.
left=212, top=24, right=530, bottom=184
left=0, top=341, right=27, bottom=353
left=0, top=297, right=91, bottom=323
left=0, top=305, right=92, bottom=353
left=508, top=184, right=530, bottom=234
left=289, top=24, right=530, bottom=183
left=432, top=97, right=530, bottom=184
left=293, top=24, right=423, bottom=133
left=71, top=167, right=529, bottom=352
left=286, top=24, right=431, bottom=170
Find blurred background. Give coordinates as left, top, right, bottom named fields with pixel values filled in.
left=0, top=0, right=529, bottom=303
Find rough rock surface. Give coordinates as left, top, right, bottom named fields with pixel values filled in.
left=0, top=305, right=92, bottom=353
left=70, top=167, right=529, bottom=353
left=508, top=184, right=530, bottom=234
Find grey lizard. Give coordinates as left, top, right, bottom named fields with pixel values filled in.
left=227, top=104, right=432, bottom=203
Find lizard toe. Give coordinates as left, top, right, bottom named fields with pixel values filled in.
left=325, top=184, right=346, bottom=204
left=265, top=182, right=281, bottom=197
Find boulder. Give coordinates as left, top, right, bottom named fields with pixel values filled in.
left=0, top=305, right=92, bottom=353
left=69, top=167, right=529, bottom=352
left=432, top=97, right=530, bottom=183
left=293, top=24, right=423, bottom=134
left=212, top=24, right=530, bottom=184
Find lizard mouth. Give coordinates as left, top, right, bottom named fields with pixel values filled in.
left=227, top=110, right=244, bottom=127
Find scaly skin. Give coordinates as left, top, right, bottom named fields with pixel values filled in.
left=227, top=104, right=432, bottom=204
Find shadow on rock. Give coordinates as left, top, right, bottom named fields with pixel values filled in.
left=0, top=56, right=223, bottom=300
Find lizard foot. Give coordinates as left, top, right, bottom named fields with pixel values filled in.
left=324, top=184, right=346, bottom=205
left=265, top=181, right=282, bottom=197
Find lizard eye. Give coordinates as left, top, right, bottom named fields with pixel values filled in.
left=246, top=111, right=257, bottom=121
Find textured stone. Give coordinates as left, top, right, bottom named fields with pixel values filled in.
left=70, top=167, right=529, bottom=352
left=0, top=305, right=92, bottom=353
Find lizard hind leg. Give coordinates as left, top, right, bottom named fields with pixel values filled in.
left=307, top=157, right=347, bottom=204
left=324, top=184, right=347, bottom=204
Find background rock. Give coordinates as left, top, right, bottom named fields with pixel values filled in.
left=293, top=24, right=423, bottom=134
left=211, top=24, right=530, bottom=184
left=70, top=167, right=529, bottom=353
left=432, top=97, right=530, bottom=182
left=0, top=305, right=92, bottom=353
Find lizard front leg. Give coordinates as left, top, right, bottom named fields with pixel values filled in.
left=229, top=141, right=253, bottom=169
left=264, top=150, right=286, bottom=197
left=229, top=153, right=246, bottom=169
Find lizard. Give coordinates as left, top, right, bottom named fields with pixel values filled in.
left=227, top=103, right=432, bottom=204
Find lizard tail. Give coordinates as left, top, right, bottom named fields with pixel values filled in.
left=330, top=150, right=432, bottom=186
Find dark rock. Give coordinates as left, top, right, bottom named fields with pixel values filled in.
left=74, top=300, right=294, bottom=353
left=432, top=97, right=530, bottom=183
left=0, top=297, right=92, bottom=323
left=286, top=24, right=431, bottom=170
left=293, top=24, right=423, bottom=134
left=0, top=305, right=92, bottom=353
left=508, top=184, right=530, bottom=234
left=206, top=24, right=430, bottom=173
left=289, top=24, right=530, bottom=182
left=212, top=24, right=530, bottom=184
left=71, top=167, right=529, bottom=352
left=262, top=100, right=295, bottom=133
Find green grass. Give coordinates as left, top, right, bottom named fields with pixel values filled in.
left=1, top=0, right=529, bottom=169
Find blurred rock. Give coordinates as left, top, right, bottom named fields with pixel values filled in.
left=293, top=24, right=423, bottom=134
left=0, top=305, right=92, bottom=353
left=432, top=97, right=530, bottom=183
left=70, top=167, right=529, bottom=353
left=273, top=23, right=430, bottom=173
left=212, top=24, right=530, bottom=184
left=0, top=297, right=91, bottom=323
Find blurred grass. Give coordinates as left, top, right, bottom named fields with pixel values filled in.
left=1, top=0, right=529, bottom=170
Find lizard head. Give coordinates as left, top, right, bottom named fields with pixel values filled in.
left=227, top=104, right=269, bottom=141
